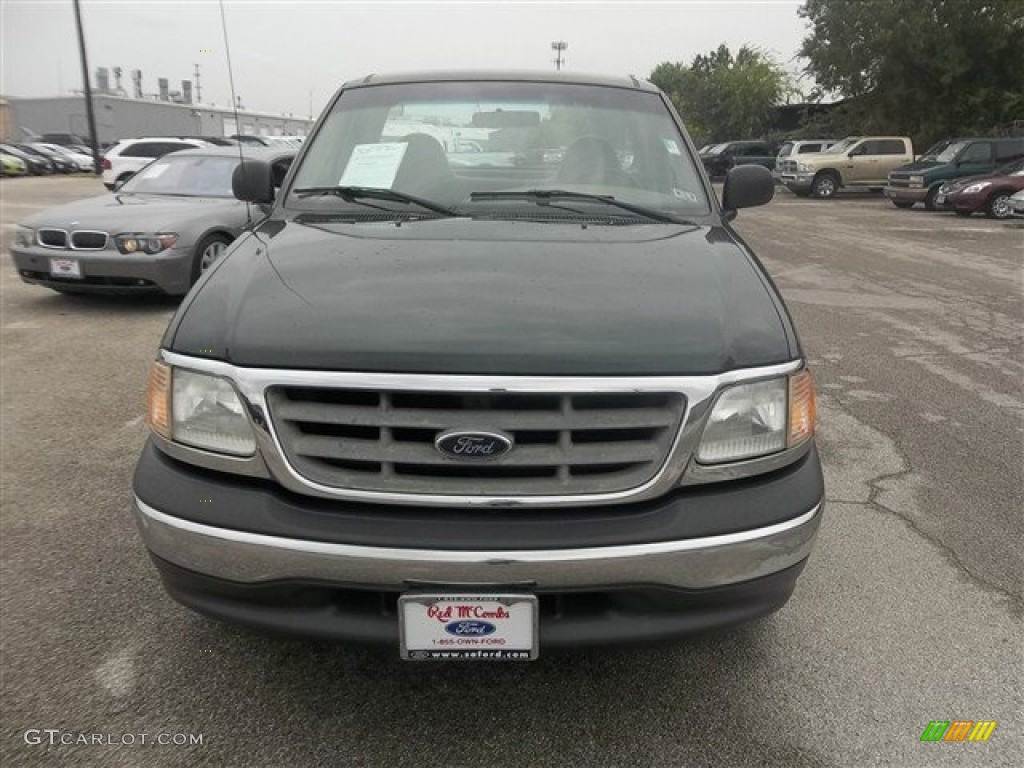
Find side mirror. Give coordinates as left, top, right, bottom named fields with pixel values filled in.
left=232, top=159, right=275, bottom=204
left=721, top=164, right=774, bottom=216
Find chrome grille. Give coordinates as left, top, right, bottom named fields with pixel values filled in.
left=70, top=230, right=108, bottom=250
left=267, top=387, right=685, bottom=496
left=779, top=160, right=798, bottom=174
left=37, top=229, right=68, bottom=248
left=887, top=176, right=910, bottom=187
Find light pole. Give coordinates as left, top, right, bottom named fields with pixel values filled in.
left=551, top=41, right=568, bottom=71
left=72, top=0, right=101, bottom=174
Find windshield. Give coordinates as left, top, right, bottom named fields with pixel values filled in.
left=823, top=138, right=859, bottom=155
left=288, top=80, right=709, bottom=218
left=777, top=142, right=794, bottom=157
left=932, top=141, right=968, bottom=163
left=120, top=154, right=240, bottom=197
left=919, top=140, right=952, bottom=160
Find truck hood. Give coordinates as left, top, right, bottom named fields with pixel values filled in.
left=889, top=160, right=946, bottom=175
left=167, top=216, right=795, bottom=375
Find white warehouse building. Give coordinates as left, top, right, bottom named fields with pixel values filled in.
left=9, top=67, right=313, bottom=145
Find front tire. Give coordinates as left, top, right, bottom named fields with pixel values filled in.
left=891, top=200, right=914, bottom=209
left=191, top=234, right=232, bottom=283
left=811, top=172, right=840, bottom=199
left=924, top=187, right=941, bottom=211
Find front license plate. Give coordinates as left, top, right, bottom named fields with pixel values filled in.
left=399, top=594, right=538, bottom=661
left=49, top=258, right=82, bottom=279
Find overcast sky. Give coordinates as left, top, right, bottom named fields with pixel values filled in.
left=2, top=0, right=811, bottom=117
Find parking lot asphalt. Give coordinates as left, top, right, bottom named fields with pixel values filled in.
left=2, top=176, right=1021, bottom=767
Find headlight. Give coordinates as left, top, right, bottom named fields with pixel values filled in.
left=909, top=175, right=925, bottom=188
left=796, top=162, right=810, bottom=172
left=115, top=232, right=178, bottom=254
left=146, top=362, right=256, bottom=456
left=14, top=226, right=35, bottom=248
left=697, top=370, right=816, bottom=464
left=961, top=182, right=991, bottom=194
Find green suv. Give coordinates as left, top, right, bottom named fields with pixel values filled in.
left=885, top=137, right=1024, bottom=210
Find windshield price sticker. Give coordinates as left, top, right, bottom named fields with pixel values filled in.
left=338, top=142, right=408, bottom=188
left=399, top=594, right=538, bottom=661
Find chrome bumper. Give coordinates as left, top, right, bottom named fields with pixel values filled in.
left=135, top=496, right=823, bottom=590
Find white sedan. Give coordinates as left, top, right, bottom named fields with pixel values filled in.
left=30, top=142, right=94, bottom=172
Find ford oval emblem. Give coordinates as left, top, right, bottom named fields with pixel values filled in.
left=444, top=620, right=497, bottom=636
left=435, top=430, right=513, bottom=461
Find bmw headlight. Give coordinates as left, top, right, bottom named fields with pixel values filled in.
left=146, top=362, right=256, bottom=456
left=115, top=232, right=178, bottom=255
left=14, top=226, right=35, bottom=248
left=961, top=182, right=991, bottom=194
left=696, top=371, right=816, bottom=464
left=909, top=175, right=925, bottom=188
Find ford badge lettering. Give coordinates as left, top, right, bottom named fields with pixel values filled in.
left=435, top=430, right=513, bottom=460
left=444, top=620, right=497, bottom=636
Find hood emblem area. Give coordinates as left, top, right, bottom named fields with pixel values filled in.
left=435, top=430, right=513, bottom=461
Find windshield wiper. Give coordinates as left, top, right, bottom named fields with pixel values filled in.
left=469, top=189, right=691, bottom=224
left=293, top=186, right=458, bottom=216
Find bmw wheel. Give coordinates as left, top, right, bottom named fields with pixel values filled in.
left=191, top=234, right=232, bottom=283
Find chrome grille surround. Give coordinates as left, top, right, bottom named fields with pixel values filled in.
left=70, top=230, right=109, bottom=250
left=155, top=350, right=803, bottom=508
left=37, top=228, right=68, bottom=248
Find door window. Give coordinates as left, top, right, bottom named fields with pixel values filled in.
left=994, top=140, right=1024, bottom=162
left=878, top=140, right=907, bottom=155
left=959, top=142, right=993, bottom=164
left=121, top=142, right=164, bottom=158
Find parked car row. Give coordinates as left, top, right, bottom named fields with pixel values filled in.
left=768, top=133, right=1024, bottom=219
left=0, top=141, right=94, bottom=175
left=885, top=137, right=1024, bottom=218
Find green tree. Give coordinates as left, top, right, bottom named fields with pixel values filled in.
left=799, top=0, right=1024, bottom=147
left=650, top=45, right=797, bottom=145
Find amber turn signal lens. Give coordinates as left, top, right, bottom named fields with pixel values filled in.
left=146, top=361, right=172, bottom=439
left=788, top=369, right=816, bottom=446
